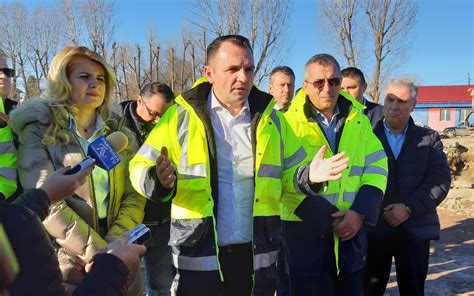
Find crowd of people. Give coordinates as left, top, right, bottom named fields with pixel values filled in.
left=0, top=34, right=451, bottom=296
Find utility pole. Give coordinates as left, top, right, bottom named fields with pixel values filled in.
left=468, top=72, right=471, bottom=85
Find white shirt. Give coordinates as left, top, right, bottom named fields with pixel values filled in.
left=70, top=115, right=110, bottom=219
left=207, top=90, right=255, bottom=246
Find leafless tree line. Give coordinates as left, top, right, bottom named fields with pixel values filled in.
left=319, top=0, right=419, bottom=103
left=0, top=0, right=291, bottom=102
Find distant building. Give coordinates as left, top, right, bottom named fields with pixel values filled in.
left=412, top=85, right=473, bottom=131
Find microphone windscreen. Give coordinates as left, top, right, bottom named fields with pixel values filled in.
left=106, top=131, right=128, bottom=154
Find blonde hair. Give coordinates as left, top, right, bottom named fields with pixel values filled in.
left=43, top=46, right=117, bottom=144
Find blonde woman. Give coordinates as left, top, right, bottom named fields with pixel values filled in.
left=10, top=46, right=146, bottom=295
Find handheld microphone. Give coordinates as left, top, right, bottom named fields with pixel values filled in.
left=66, top=131, right=129, bottom=175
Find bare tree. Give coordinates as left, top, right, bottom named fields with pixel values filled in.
left=79, top=0, right=116, bottom=60
left=28, top=5, right=62, bottom=94
left=60, top=0, right=82, bottom=45
left=192, top=0, right=292, bottom=84
left=319, top=0, right=419, bottom=103
left=319, top=0, right=362, bottom=67
left=365, top=0, right=419, bottom=102
left=0, top=3, right=30, bottom=100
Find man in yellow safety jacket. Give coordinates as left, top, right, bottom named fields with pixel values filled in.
left=130, top=36, right=349, bottom=295
left=282, top=54, right=388, bottom=295
left=0, top=50, right=20, bottom=202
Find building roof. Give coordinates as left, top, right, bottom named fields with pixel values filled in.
left=417, top=85, right=473, bottom=103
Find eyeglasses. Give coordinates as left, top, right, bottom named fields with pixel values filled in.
left=305, top=77, right=341, bottom=91
left=0, top=68, right=14, bottom=78
left=142, top=99, right=164, bottom=119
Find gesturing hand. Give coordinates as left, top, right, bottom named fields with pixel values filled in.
left=156, top=146, right=176, bottom=189
left=309, top=145, right=349, bottom=184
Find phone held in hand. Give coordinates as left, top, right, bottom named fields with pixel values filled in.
left=127, top=224, right=151, bottom=245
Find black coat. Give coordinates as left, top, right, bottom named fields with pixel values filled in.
left=363, top=100, right=384, bottom=129
left=1, top=189, right=129, bottom=295
left=372, top=118, right=451, bottom=241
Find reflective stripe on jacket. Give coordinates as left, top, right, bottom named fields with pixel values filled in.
left=130, top=80, right=307, bottom=288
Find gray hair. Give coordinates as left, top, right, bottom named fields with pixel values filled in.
left=387, top=78, right=418, bottom=101
left=304, top=54, right=341, bottom=80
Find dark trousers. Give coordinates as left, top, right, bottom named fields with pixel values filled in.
left=219, top=242, right=253, bottom=296
left=276, top=240, right=290, bottom=296
left=366, top=230, right=430, bottom=296
left=143, top=221, right=175, bottom=296
left=290, top=268, right=364, bottom=296
left=173, top=243, right=253, bottom=296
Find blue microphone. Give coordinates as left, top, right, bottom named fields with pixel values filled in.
left=66, top=131, right=128, bottom=175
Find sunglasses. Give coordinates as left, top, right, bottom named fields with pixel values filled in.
left=305, top=77, right=341, bottom=91
left=0, top=68, right=14, bottom=78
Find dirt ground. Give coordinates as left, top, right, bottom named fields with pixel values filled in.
left=384, top=209, right=474, bottom=295
left=385, top=135, right=474, bottom=296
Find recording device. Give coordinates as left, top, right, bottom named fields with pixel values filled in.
left=66, top=131, right=128, bottom=175
left=127, top=224, right=151, bottom=245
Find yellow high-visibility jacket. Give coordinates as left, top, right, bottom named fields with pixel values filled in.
left=130, top=80, right=307, bottom=291
left=0, top=98, right=17, bottom=200
left=283, top=88, right=388, bottom=273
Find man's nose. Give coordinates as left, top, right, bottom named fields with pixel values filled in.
left=237, top=69, right=250, bottom=82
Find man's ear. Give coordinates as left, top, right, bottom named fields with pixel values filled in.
left=362, top=82, right=368, bottom=93
left=302, top=80, right=309, bottom=93
left=204, top=66, right=213, bottom=84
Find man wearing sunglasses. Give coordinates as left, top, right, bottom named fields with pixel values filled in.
left=283, top=54, right=388, bottom=295
left=120, top=81, right=175, bottom=296
left=0, top=50, right=21, bottom=202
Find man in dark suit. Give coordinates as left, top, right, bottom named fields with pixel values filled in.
left=365, top=78, right=451, bottom=296
left=341, top=67, right=383, bottom=128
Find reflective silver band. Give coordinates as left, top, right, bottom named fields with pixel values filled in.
left=172, top=254, right=219, bottom=271
left=255, top=250, right=279, bottom=270
left=258, top=164, right=282, bottom=178
left=0, top=167, right=17, bottom=180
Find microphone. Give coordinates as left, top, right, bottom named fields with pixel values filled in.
left=65, top=131, right=129, bottom=175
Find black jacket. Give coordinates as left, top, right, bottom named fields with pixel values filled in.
left=3, top=98, right=18, bottom=115
left=0, top=189, right=129, bottom=295
left=120, top=100, right=171, bottom=225
left=372, top=118, right=451, bottom=241
left=363, top=99, right=384, bottom=129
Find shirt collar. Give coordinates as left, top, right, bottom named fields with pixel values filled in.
left=208, top=88, right=250, bottom=116
left=383, top=119, right=408, bottom=136
left=310, top=104, right=340, bottom=123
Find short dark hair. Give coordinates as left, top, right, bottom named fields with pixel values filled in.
left=304, top=54, right=341, bottom=79
left=341, top=67, right=366, bottom=85
left=270, top=66, right=295, bottom=80
left=206, top=35, right=253, bottom=64
left=140, top=81, right=175, bottom=103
